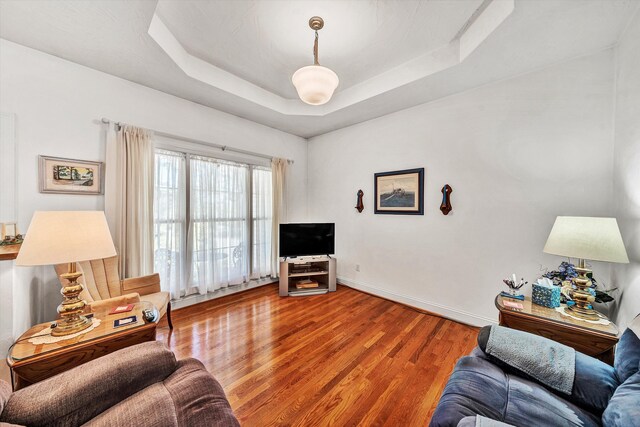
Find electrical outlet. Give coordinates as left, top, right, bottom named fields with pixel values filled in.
left=355, top=264, right=360, bottom=272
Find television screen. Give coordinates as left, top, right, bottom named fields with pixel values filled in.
left=279, top=223, right=335, bottom=258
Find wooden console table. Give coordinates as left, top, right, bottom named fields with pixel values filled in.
left=495, top=294, right=619, bottom=365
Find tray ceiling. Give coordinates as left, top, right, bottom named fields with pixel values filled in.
left=1, top=0, right=638, bottom=138
left=156, top=0, right=484, bottom=99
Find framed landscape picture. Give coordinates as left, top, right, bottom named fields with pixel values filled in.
left=374, top=168, right=424, bottom=215
left=39, top=155, right=104, bottom=195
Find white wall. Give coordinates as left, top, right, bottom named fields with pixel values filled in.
left=308, top=50, right=616, bottom=326
left=0, top=39, right=308, bottom=353
left=0, top=31, right=631, bottom=348
left=0, top=113, right=17, bottom=354
left=612, top=11, right=640, bottom=328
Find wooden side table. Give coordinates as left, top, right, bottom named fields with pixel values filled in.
left=7, top=302, right=159, bottom=390
left=495, top=295, right=619, bottom=365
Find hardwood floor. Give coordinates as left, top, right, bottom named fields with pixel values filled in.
left=156, top=284, right=479, bottom=426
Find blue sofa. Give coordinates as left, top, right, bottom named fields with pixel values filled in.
left=430, top=317, right=640, bottom=427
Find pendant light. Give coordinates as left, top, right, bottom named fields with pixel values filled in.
left=292, top=16, right=339, bottom=106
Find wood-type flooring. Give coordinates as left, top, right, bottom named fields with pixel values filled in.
left=157, top=284, right=479, bottom=426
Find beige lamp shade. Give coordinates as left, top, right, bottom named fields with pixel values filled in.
left=16, top=211, right=117, bottom=266
left=543, top=216, right=629, bottom=263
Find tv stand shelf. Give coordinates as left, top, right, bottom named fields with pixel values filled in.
left=279, top=256, right=336, bottom=297
left=288, top=270, right=329, bottom=278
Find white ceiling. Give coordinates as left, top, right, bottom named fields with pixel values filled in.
left=0, top=0, right=638, bottom=138
left=156, top=0, right=483, bottom=99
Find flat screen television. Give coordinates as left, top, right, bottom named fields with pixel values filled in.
left=279, top=223, right=335, bottom=258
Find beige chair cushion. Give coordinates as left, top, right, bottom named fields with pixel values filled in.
left=141, top=292, right=170, bottom=318
left=55, top=255, right=170, bottom=325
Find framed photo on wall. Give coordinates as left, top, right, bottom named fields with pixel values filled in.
left=39, top=155, right=104, bottom=195
left=374, top=168, right=424, bottom=215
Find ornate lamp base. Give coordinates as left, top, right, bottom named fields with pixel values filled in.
left=567, top=259, right=599, bottom=321
left=53, top=263, right=92, bottom=336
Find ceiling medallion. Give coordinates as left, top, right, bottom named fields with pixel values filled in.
left=292, top=16, right=339, bottom=106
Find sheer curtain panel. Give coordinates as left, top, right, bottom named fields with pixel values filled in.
left=188, top=156, right=249, bottom=293
left=154, top=150, right=187, bottom=299
left=252, top=167, right=272, bottom=279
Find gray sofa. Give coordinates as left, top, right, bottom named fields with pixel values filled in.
left=0, top=341, right=240, bottom=427
left=430, top=316, right=640, bottom=427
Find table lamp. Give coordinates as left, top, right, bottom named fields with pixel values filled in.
left=543, top=216, right=629, bottom=320
left=16, top=211, right=117, bottom=336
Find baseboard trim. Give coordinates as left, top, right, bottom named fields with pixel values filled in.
left=171, top=278, right=276, bottom=311
left=338, top=277, right=497, bottom=328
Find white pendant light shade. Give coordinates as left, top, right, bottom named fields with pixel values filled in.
left=292, top=65, right=339, bottom=106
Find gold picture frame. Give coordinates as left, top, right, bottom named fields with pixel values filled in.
left=39, top=155, right=104, bottom=195
left=0, top=222, right=22, bottom=245
left=1, top=223, right=18, bottom=240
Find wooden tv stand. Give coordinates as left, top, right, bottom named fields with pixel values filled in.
left=279, top=256, right=336, bottom=296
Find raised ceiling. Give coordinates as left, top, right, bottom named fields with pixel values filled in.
left=1, top=0, right=638, bottom=138
left=155, top=0, right=484, bottom=99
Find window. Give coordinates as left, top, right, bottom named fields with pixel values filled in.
left=154, top=149, right=272, bottom=299
left=154, top=150, right=186, bottom=299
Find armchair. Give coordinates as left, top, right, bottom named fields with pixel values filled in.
left=0, top=342, right=239, bottom=426
left=430, top=315, right=640, bottom=427
left=55, top=255, right=173, bottom=329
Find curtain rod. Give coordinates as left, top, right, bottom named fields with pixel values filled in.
left=100, top=118, right=293, bottom=164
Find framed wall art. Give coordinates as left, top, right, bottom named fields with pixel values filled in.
left=39, top=155, right=104, bottom=195
left=374, top=168, right=424, bottom=215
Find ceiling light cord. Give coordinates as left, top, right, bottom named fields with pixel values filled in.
left=313, top=30, right=319, bottom=65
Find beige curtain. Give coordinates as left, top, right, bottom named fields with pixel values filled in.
left=107, top=125, right=155, bottom=278
left=271, top=158, right=288, bottom=277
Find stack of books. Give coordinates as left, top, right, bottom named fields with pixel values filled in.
left=295, top=279, right=319, bottom=289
